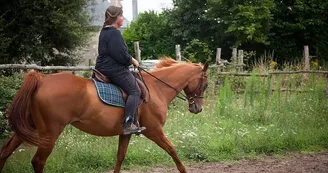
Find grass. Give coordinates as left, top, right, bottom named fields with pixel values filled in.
left=1, top=69, right=328, bottom=173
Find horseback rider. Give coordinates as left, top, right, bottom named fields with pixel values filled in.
left=95, top=1, right=146, bottom=135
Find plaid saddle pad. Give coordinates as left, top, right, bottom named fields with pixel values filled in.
left=92, top=79, right=125, bottom=107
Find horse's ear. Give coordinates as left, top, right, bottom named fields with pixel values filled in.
left=203, top=62, right=209, bottom=71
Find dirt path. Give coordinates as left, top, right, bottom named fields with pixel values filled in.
left=111, top=152, right=328, bottom=173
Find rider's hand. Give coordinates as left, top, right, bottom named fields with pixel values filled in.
left=132, top=58, right=140, bottom=67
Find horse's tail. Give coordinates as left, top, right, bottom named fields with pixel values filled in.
left=6, top=70, right=42, bottom=146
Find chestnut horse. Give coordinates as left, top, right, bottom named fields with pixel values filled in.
left=0, top=58, right=209, bottom=173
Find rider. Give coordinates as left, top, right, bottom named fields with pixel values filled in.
left=95, top=3, right=146, bottom=135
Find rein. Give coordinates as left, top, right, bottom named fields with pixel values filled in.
left=138, top=66, right=188, bottom=101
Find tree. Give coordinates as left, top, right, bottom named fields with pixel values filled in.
left=0, top=0, right=91, bottom=65
left=167, top=0, right=217, bottom=50
left=123, top=11, right=176, bottom=59
left=182, top=39, right=213, bottom=63
left=121, top=0, right=328, bottom=64
left=169, top=0, right=328, bottom=63
left=210, top=0, right=275, bottom=46
left=166, top=0, right=275, bottom=62
left=269, top=0, right=328, bottom=61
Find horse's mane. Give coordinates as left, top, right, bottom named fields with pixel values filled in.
left=152, top=57, right=202, bottom=72
left=155, top=57, right=179, bottom=69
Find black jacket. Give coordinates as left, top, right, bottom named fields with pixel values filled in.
left=95, top=27, right=132, bottom=78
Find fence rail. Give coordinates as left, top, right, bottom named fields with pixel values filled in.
left=218, top=70, right=328, bottom=76
left=1, top=64, right=328, bottom=75
left=0, top=64, right=94, bottom=71
left=1, top=63, right=327, bottom=97
left=0, top=60, right=160, bottom=71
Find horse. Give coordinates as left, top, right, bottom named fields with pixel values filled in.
left=0, top=57, right=209, bottom=173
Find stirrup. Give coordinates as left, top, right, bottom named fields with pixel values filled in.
left=123, top=123, right=146, bottom=135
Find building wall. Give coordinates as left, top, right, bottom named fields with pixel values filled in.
left=132, top=0, right=138, bottom=21
left=88, top=0, right=130, bottom=30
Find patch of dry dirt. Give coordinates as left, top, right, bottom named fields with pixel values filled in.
left=110, top=152, right=328, bottom=173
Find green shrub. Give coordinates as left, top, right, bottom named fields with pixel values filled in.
left=0, top=73, right=23, bottom=111
left=0, top=73, right=23, bottom=139
left=182, top=39, right=213, bottom=63
left=82, top=71, right=92, bottom=78
left=0, top=111, right=8, bottom=140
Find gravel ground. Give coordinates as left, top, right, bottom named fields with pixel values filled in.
left=107, top=152, right=328, bottom=173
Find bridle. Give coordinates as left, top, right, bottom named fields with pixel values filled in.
left=138, top=66, right=207, bottom=105
left=186, top=71, right=207, bottom=105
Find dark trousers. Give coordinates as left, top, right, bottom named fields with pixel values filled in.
left=109, top=71, right=141, bottom=124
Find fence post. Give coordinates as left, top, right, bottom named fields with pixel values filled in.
left=175, top=44, right=181, bottom=61
left=216, top=48, right=222, bottom=72
left=134, top=41, right=141, bottom=62
left=267, top=74, right=272, bottom=97
left=232, top=48, right=237, bottom=71
left=238, top=50, right=244, bottom=72
left=304, top=45, right=310, bottom=70
left=326, top=74, right=328, bottom=98
left=215, top=48, right=222, bottom=87
left=303, top=45, right=310, bottom=79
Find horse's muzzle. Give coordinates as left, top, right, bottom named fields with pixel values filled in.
left=188, top=102, right=202, bottom=114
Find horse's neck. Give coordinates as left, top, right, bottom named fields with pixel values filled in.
left=150, top=65, right=196, bottom=104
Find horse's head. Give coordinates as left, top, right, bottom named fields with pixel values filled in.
left=151, top=57, right=210, bottom=114
left=183, top=62, right=209, bottom=114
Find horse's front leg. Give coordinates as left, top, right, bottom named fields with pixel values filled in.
left=113, top=134, right=132, bottom=173
left=145, top=130, right=187, bottom=173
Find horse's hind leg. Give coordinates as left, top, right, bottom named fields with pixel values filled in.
left=145, top=131, right=187, bottom=173
left=0, top=133, right=23, bottom=172
left=32, top=129, right=63, bottom=173
left=113, top=135, right=132, bottom=173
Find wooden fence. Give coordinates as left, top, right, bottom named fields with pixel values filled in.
left=0, top=61, right=159, bottom=72
left=1, top=43, right=314, bottom=71
left=0, top=44, right=327, bottom=96
left=214, top=45, right=315, bottom=73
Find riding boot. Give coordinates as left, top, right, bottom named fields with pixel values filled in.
left=123, top=115, right=146, bottom=135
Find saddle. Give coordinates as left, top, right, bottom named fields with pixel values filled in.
left=92, top=69, right=148, bottom=103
